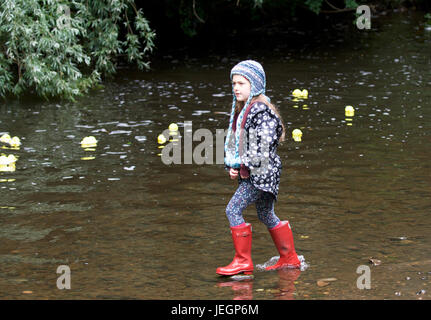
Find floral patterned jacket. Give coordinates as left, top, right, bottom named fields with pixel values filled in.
left=226, top=101, right=283, bottom=200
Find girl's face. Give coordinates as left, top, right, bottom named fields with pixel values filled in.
left=232, top=74, right=251, bottom=102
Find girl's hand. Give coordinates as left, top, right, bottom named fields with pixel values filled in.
left=229, top=168, right=239, bottom=179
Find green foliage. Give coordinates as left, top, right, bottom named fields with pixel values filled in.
left=304, top=0, right=359, bottom=14
left=0, top=0, right=155, bottom=101
left=305, top=0, right=324, bottom=14
left=425, top=13, right=431, bottom=25
left=345, top=0, right=359, bottom=9
left=178, top=0, right=200, bottom=37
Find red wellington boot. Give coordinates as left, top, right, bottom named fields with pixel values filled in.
left=266, top=221, right=301, bottom=271
left=216, top=223, right=254, bottom=276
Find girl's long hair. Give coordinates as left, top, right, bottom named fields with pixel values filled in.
left=235, top=94, right=286, bottom=142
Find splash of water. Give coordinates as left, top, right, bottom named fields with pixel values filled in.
left=229, top=274, right=254, bottom=281
left=256, top=255, right=309, bottom=272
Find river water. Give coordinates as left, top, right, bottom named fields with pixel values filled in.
left=0, top=11, right=430, bottom=300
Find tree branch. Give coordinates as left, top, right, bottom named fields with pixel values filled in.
left=124, top=7, right=134, bottom=34
left=193, top=0, right=205, bottom=23
left=321, top=0, right=355, bottom=13
left=320, top=8, right=355, bottom=13
left=325, top=0, right=341, bottom=10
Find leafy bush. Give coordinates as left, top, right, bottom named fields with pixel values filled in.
left=0, top=0, right=155, bottom=101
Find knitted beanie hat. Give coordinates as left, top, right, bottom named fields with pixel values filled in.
left=224, top=60, right=267, bottom=168
left=230, top=60, right=266, bottom=100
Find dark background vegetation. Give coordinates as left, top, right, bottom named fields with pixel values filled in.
left=138, top=0, right=431, bottom=54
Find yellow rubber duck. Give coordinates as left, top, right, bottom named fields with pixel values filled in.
left=292, top=89, right=302, bottom=98
left=0, top=134, right=11, bottom=144
left=7, top=154, right=17, bottom=163
left=9, top=136, right=21, bottom=147
left=81, top=136, right=98, bottom=148
left=168, top=123, right=179, bottom=136
left=0, top=155, right=9, bottom=165
left=292, top=129, right=303, bottom=142
left=169, top=123, right=178, bottom=132
left=292, top=89, right=309, bottom=99
left=345, top=106, right=355, bottom=117
left=0, top=154, right=17, bottom=172
left=158, top=134, right=167, bottom=144
left=0, top=154, right=17, bottom=165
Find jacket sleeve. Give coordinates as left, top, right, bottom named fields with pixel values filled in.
left=241, top=109, right=279, bottom=175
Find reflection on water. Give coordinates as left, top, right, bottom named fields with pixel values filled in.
left=218, top=268, right=302, bottom=300
left=0, top=12, right=430, bottom=299
left=217, top=279, right=254, bottom=300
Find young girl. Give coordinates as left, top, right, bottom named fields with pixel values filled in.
left=217, top=60, right=301, bottom=276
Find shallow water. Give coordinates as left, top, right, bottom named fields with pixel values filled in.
left=0, top=11, right=430, bottom=300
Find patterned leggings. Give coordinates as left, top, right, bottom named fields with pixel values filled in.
left=226, top=178, right=280, bottom=228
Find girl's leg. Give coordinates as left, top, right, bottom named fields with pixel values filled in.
left=218, top=179, right=260, bottom=275
left=255, top=192, right=281, bottom=229
left=226, top=179, right=262, bottom=227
